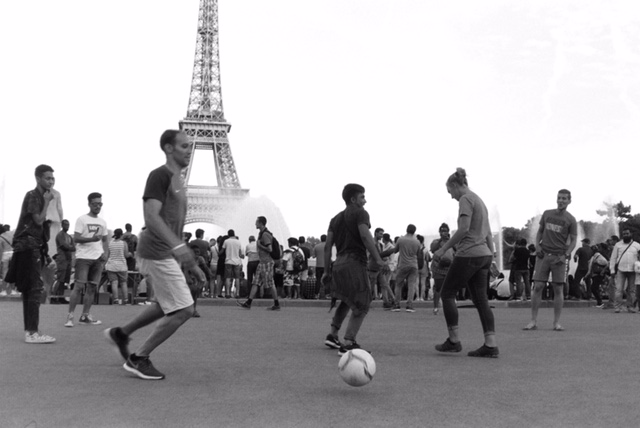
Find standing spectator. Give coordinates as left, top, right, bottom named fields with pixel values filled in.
left=298, top=236, right=311, bottom=283
left=106, top=228, right=130, bottom=305
left=313, top=235, right=327, bottom=299
left=104, top=129, right=205, bottom=380
left=190, top=228, right=210, bottom=266
left=322, top=183, right=384, bottom=354
left=572, top=238, right=593, bottom=300
left=237, top=216, right=282, bottom=310
left=51, top=219, right=74, bottom=303
left=367, top=228, right=385, bottom=300
left=383, top=224, right=421, bottom=312
left=585, top=244, right=608, bottom=308
left=430, top=223, right=453, bottom=315
left=380, top=233, right=396, bottom=308
left=9, top=164, right=56, bottom=343
left=511, top=238, right=531, bottom=301
left=187, top=245, right=211, bottom=318
left=601, top=235, right=620, bottom=309
left=215, top=235, right=227, bottom=297
left=417, top=234, right=430, bottom=301
left=222, top=230, right=244, bottom=298
left=524, top=189, right=577, bottom=331
left=0, top=225, right=17, bottom=296
left=65, top=193, right=109, bottom=327
left=208, top=238, right=218, bottom=297
left=282, top=238, right=305, bottom=299
left=527, top=244, right=538, bottom=297
left=245, top=235, right=259, bottom=289
left=122, top=223, right=138, bottom=271
left=609, top=228, right=640, bottom=313
left=433, top=168, right=498, bottom=357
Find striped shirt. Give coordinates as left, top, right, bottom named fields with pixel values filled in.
left=106, top=239, right=128, bottom=272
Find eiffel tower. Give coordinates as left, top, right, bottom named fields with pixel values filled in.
left=180, top=0, right=249, bottom=225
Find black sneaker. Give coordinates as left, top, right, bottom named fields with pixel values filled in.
left=435, top=338, right=462, bottom=353
left=391, top=304, right=401, bottom=312
left=338, top=342, right=370, bottom=356
left=104, top=327, right=131, bottom=361
left=236, top=300, right=251, bottom=310
left=324, top=334, right=342, bottom=349
left=467, top=344, right=499, bottom=358
left=192, top=310, right=201, bottom=318
left=266, top=305, right=281, bottom=311
left=123, top=354, right=165, bottom=380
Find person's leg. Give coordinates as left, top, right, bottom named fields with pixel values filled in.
left=135, top=306, right=194, bottom=356
left=591, top=276, right=603, bottom=306
left=343, top=311, right=367, bottom=344
left=406, top=268, right=418, bottom=309
left=433, top=277, right=443, bottom=312
left=330, top=301, right=350, bottom=339
left=439, top=259, right=472, bottom=344
left=466, top=257, right=496, bottom=347
left=120, top=273, right=128, bottom=305
left=81, top=260, right=102, bottom=314
left=614, top=271, right=624, bottom=311
left=110, top=279, right=119, bottom=302
left=68, top=259, right=90, bottom=315
left=380, top=271, right=394, bottom=305
left=525, top=281, right=546, bottom=329
left=552, top=282, right=564, bottom=329
left=23, top=250, right=44, bottom=334
left=523, top=271, right=531, bottom=300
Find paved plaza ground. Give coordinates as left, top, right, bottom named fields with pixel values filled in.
left=0, top=299, right=637, bottom=428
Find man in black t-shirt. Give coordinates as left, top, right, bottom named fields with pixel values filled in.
left=322, top=184, right=384, bottom=355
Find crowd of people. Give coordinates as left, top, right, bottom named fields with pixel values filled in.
left=3, top=129, right=640, bottom=379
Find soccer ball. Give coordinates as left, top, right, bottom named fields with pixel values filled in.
left=338, top=349, right=376, bottom=387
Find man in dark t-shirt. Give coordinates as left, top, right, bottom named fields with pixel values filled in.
left=322, top=183, right=384, bottom=355
left=105, top=130, right=205, bottom=380
left=572, top=238, right=593, bottom=299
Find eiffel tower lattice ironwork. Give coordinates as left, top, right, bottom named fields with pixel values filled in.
left=180, top=0, right=249, bottom=225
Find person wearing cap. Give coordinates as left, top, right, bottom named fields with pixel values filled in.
left=572, top=238, right=593, bottom=300
left=106, top=228, right=131, bottom=305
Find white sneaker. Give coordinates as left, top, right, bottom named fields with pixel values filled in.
left=0, top=291, right=7, bottom=296
left=10, top=291, right=21, bottom=296
left=78, top=314, right=102, bottom=325
left=64, top=314, right=74, bottom=328
left=25, top=332, right=56, bottom=344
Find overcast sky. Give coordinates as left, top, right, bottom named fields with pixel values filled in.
left=1, top=0, right=639, bottom=242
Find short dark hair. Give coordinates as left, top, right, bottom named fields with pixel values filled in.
left=257, top=216, right=267, bottom=226
left=439, top=223, right=450, bottom=232
left=321, top=234, right=327, bottom=242
left=287, top=237, right=299, bottom=247
left=374, top=227, right=384, bottom=234
left=160, top=130, right=183, bottom=152
left=196, top=228, right=204, bottom=238
left=406, top=224, right=416, bottom=234
left=88, top=192, right=102, bottom=202
left=558, top=189, right=572, bottom=200
left=125, top=223, right=132, bottom=231
left=35, top=164, right=54, bottom=178
left=342, top=183, right=365, bottom=204
left=517, top=238, right=527, bottom=246
left=299, top=236, right=306, bottom=244
left=416, top=234, right=424, bottom=244
left=228, top=229, right=235, bottom=237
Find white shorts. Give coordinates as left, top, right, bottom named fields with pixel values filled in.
left=138, top=258, right=193, bottom=314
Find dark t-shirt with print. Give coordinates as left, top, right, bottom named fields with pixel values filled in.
left=328, top=205, right=371, bottom=265
left=137, top=165, right=187, bottom=260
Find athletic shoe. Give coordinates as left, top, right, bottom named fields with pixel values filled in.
left=382, top=303, right=393, bottom=311
left=192, top=310, right=201, bottom=318
left=123, top=355, right=165, bottom=380
left=78, top=314, right=102, bottom=325
left=391, top=304, right=401, bottom=312
left=104, top=327, right=130, bottom=361
left=324, top=334, right=342, bottom=349
left=10, top=290, right=21, bottom=296
left=113, top=299, right=121, bottom=305
left=236, top=300, right=251, bottom=310
left=405, top=306, right=415, bottom=313
left=467, top=344, right=499, bottom=358
left=433, top=308, right=439, bottom=315
left=435, top=338, right=462, bottom=353
left=595, top=303, right=604, bottom=309
left=626, top=307, right=637, bottom=314
left=266, top=305, right=281, bottom=311
left=338, top=342, right=369, bottom=356
left=64, top=314, right=74, bottom=328
left=25, top=332, right=56, bottom=344
left=614, top=309, right=621, bottom=313
left=0, top=291, right=7, bottom=297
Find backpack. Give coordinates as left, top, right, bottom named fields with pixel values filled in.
left=591, top=256, right=607, bottom=276
left=270, top=236, right=282, bottom=260
left=292, top=248, right=306, bottom=273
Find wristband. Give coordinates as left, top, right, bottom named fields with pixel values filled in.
left=173, top=243, right=186, bottom=251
